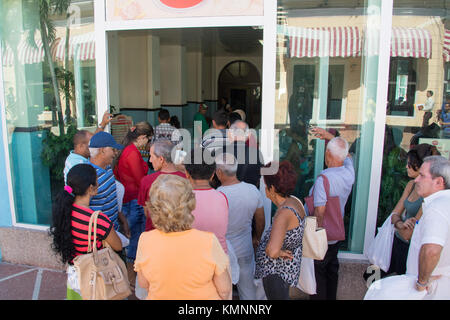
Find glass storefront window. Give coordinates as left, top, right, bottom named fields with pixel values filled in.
left=0, top=0, right=97, bottom=226
left=275, top=0, right=387, bottom=253
left=378, top=1, right=450, bottom=230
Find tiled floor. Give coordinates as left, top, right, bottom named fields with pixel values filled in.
left=0, top=262, right=66, bottom=300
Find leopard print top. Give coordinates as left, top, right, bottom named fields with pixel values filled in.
left=254, top=203, right=304, bottom=287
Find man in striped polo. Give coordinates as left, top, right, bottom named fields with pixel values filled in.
left=88, top=131, right=129, bottom=234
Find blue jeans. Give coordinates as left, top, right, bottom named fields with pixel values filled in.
left=122, top=199, right=146, bottom=262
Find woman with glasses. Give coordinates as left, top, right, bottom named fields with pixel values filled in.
left=114, top=121, right=153, bottom=289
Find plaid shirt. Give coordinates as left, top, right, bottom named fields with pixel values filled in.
left=152, top=123, right=180, bottom=143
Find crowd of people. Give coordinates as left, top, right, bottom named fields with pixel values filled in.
left=48, top=105, right=450, bottom=300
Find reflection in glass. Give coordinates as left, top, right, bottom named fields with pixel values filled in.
left=0, top=0, right=97, bottom=225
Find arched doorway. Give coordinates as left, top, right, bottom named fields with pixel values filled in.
left=218, top=60, right=261, bottom=128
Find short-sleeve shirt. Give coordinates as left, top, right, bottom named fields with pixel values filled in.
left=64, top=151, right=88, bottom=184
left=152, top=123, right=180, bottom=143
left=138, top=171, right=187, bottom=231
left=134, top=229, right=229, bottom=300
left=192, top=189, right=229, bottom=254
left=406, top=189, right=450, bottom=277
left=217, top=182, right=264, bottom=258
left=70, top=204, right=112, bottom=264
left=194, top=112, right=209, bottom=135
left=307, top=157, right=355, bottom=217
left=89, top=163, right=120, bottom=230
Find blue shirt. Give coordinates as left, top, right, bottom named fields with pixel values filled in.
left=307, top=157, right=355, bottom=217
left=64, top=151, right=89, bottom=184
left=89, top=162, right=120, bottom=230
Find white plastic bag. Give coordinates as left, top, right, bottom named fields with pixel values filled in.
left=364, top=274, right=427, bottom=300
left=365, top=213, right=395, bottom=272
left=135, top=277, right=148, bottom=300
left=296, top=257, right=316, bottom=295
left=226, top=240, right=240, bottom=285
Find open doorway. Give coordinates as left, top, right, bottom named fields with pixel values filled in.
left=107, top=27, right=263, bottom=134
left=218, top=60, right=262, bottom=128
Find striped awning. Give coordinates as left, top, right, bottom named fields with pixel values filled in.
left=2, top=38, right=59, bottom=66
left=287, top=26, right=361, bottom=58
left=2, top=32, right=95, bottom=67
left=390, top=27, right=432, bottom=59
left=444, top=29, right=450, bottom=63
left=54, top=32, right=95, bottom=62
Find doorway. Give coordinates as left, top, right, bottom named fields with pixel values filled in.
left=218, top=60, right=262, bottom=128
left=108, top=27, right=263, bottom=132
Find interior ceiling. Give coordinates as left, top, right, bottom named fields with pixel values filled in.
left=119, top=27, right=263, bottom=55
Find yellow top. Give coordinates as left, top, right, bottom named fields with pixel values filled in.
left=134, top=228, right=229, bottom=300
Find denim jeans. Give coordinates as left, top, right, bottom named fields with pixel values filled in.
left=122, top=199, right=146, bottom=262
left=262, top=274, right=290, bottom=300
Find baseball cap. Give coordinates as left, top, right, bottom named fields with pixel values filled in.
left=89, top=131, right=123, bottom=150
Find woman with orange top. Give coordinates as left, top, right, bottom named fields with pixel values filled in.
left=134, top=174, right=232, bottom=300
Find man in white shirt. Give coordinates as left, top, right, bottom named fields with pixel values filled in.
left=418, top=90, right=435, bottom=128
left=408, top=155, right=450, bottom=298
left=365, top=156, right=450, bottom=300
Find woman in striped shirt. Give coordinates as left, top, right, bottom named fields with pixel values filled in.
left=49, top=163, right=122, bottom=300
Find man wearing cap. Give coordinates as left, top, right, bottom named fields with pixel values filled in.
left=88, top=131, right=129, bottom=234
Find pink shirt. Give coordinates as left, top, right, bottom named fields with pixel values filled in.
left=191, top=189, right=229, bottom=254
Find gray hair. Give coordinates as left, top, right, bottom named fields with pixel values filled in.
left=326, top=137, right=349, bottom=162
left=423, top=156, right=450, bottom=189
left=152, top=140, right=174, bottom=163
left=229, top=120, right=249, bottom=142
left=215, top=153, right=238, bottom=176
left=88, top=147, right=100, bottom=159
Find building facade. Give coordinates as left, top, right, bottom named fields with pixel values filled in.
left=1, top=0, right=449, bottom=297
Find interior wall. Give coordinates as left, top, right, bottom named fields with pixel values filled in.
left=119, top=33, right=148, bottom=108
left=160, top=44, right=186, bottom=105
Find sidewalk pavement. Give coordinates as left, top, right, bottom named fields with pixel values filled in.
left=0, top=260, right=308, bottom=300
left=0, top=261, right=66, bottom=300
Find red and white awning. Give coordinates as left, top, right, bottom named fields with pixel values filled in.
left=2, top=38, right=58, bottom=66
left=2, top=32, right=95, bottom=67
left=287, top=26, right=361, bottom=58
left=53, top=32, right=95, bottom=62
left=444, top=29, right=450, bottom=63
left=390, top=27, right=432, bottom=59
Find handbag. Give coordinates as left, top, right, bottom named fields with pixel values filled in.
left=302, top=216, right=328, bottom=260
left=73, top=211, right=132, bottom=300
left=291, top=196, right=328, bottom=260
left=296, top=257, right=317, bottom=295
left=365, top=213, right=395, bottom=272
left=304, top=174, right=345, bottom=241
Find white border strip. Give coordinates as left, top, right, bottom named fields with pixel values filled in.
left=105, top=16, right=265, bottom=31
left=0, top=42, right=17, bottom=228
left=95, top=0, right=109, bottom=129
left=260, top=0, right=277, bottom=164
left=363, top=0, right=393, bottom=256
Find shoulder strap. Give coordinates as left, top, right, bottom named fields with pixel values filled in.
left=289, top=195, right=307, bottom=220
left=280, top=206, right=303, bottom=223
left=319, top=174, right=331, bottom=198
left=87, top=211, right=101, bottom=253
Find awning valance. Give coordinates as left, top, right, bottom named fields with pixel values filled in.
left=287, top=26, right=361, bottom=58
left=2, top=32, right=95, bottom=67
left=390, top=27, right=432, bottom=59
left=54, top=32, right=95, bottom=62
left=443, top=29, right=450, bottom=63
